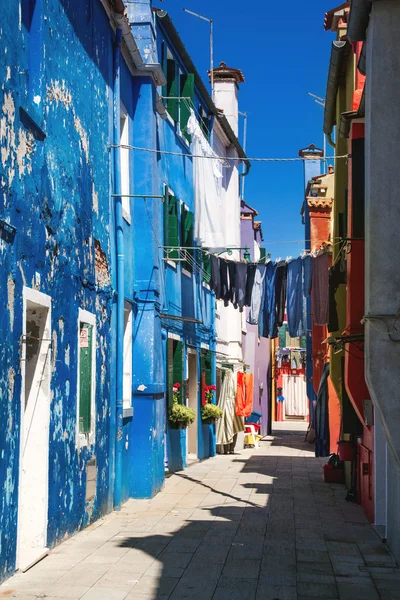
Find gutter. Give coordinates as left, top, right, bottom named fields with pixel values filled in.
left=347, top=0, right=372, bottom=42
left=323, top=40, right=348, bottom=140
left=112, top=28, right=125, bottom=511
left=154, top=9, right=250, bottom=175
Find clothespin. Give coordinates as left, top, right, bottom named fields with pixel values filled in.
left=286, top=256, right=292, bottom=263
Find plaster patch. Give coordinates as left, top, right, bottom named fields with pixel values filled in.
left=52, top=330, right=57, bottom=372
left=94, top=239, right=110, bottom=288
left=47, top=80, right=72, bottom=109
left=8, top=367, right=15, bottom=403
left=65, top=343, right=70, bottom=366
left=74, top=117, right=89, bottom=163
left=6, top=66, right=11, bottom=81
left=16, top=128, right=35, bottom=177
left=7, top=275, right=15, bottom=331
left=92, top=182, right=98, bottom=214
left=1, top=91, right=16, bottom=185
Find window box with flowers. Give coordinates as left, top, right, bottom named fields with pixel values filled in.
left=201, top=385, right=223, bottom=425
left=169, top=382, right=195, bottom=429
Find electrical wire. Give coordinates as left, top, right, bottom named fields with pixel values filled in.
left=110, top=143, right=349, bottom=164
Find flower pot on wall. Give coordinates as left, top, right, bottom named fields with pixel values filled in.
left=169, top=422, right=188, bottom=430
left=202, top=417, right=216, bottom=425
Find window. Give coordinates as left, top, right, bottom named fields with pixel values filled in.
left=162, top=43, right=178, bottom=122
left=181, top=204, right=194, bottom=274
left=120, top=104, right=131, bottom=220
left=164, top=189, right=179, bottom=261
left=259, top=247, right=267, bottom=263
left=77, top=309, right=96, bottom=444
left=180, top=73, right=194, bottom=140
left=123, top=303, right=133, bottom=415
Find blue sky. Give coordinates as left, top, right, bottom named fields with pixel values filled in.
left=154, top=0, right=336, bottom=259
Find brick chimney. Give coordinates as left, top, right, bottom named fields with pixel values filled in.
left=210, top=62, right=245, bottom=136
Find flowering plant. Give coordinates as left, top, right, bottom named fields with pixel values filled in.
left=172, top=382, right=181, bottom=404
left=204, top=384, right=216, bottom=403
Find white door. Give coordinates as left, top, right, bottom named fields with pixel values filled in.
left=282, top=374, right=307, bottom=417
left=18, top=288, right=51, bottom=571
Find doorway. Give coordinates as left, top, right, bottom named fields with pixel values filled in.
left=187, top=352, right=198, bottom=463
left=282, top=374, right=307, bottom=419
left=18, top=288, right=51, bottom=571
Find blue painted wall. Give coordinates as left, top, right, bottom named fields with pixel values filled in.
left=0, top=0, right=118, bottom=581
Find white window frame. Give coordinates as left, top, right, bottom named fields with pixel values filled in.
left=123, top=302, right=133, bottom=418
left=120, top=103, right=131, bottom=223
left=76, top=308, right=96, bottom=449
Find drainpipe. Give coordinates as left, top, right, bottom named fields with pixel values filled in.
left=113, top=27, right=124, bottom=511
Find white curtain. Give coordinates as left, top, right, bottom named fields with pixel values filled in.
left=282, top=374, right=308, bottom=417
left=187, top=110, right=224, bottom=250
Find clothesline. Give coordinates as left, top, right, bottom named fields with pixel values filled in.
left=111, top=143, right=349, bottom=163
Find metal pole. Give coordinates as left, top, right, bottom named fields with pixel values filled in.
left=210, top=19, right=214, bottom=98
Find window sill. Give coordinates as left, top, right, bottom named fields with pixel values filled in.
left=182, top=268, right=192, bottom=278
left=167, top=260, right=177, bottom=269
left=122, top=209, right=131, bottom=225
left=123, top=407, right=134, bottom=419
left=202, top=282, right=211, bottom=290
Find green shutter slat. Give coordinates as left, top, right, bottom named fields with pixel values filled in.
left=181, top=207, right=194, bottom=272
left=164, top=194, right=179, bottom=260
left=259, top=248, right=266, bottom=263
left=205, top=350, right=212, bottom=386
left=79, top=324, right=93, bottom=433
left=167, top=339, right=174, bottom=407
left=180, top=73, right=194, bottom=140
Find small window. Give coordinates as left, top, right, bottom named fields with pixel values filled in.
left=180, top=73, right=194, bottom=140
left=164, top=189, right=179, bottom=261
left=181, top=205, right=194, bottom=273
left=123, top=303, right=133, bottom=412
left=78, top=310, right=96, bottom=440
left=120, top=104, right=130, bottom=219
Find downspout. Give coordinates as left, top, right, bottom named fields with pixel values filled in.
left=113, top=27, right=124, bottom=511
left=347, top=0, right=371, bottom=42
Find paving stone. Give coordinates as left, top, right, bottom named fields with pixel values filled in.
left=297, top=581, right=339, bottom=598
left=255, top=584, right=297, bottom=600
left=337, top=582, right=380, bottom=600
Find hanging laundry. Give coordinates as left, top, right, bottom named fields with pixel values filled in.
left=216, top=370, right=244, bottom=453
left=287, top=258, right=306, bottom=338
left=187, top=110, right=224, bottom=249
left=328, top=259, right=346, bottom=333
left=228, top=261, right=236, bottom=304
left=259, top=261, right=277, bottom=338
left=248, top=264, right=266, bottom=325
left=302, top=254, right=313, bottom=297
left=234, top=262, right=247, bottom=312
left=209, top=255, right=221, bottom=299
left=236, top=371, right=254, bottom=417
left=244, top=263, right=257, bottom=307
left=312, top=252, right=330, bottom=326
left=219, top=259, right=230, bottom=306
left=275, top=261, right=288, bottom=328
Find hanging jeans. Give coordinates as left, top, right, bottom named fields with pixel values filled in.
left=228, top=261, right=236, bottom=305
left=210, top=255, right=221, bottom=299
left=248, top=264, right=266, bottom=325
left=302, top=254, right=313, bottom=297
left=287, top=257, right=306, bottom=337
left=234, top=262, right=247, bottom=312
left=220, top=259, right=229, bottom=306
left=275, top=261, right=288, bottom=328
left=260, top=262, right=277, bottom=338
left=245, top=264, right=257, bottom=306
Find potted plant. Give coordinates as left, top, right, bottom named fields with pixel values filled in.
left=169, top=382, right=195, bottom=429
left=201, top=385, right=223, bottom=424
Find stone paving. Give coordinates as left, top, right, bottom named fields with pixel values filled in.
left=1, top=422, right=400, bottom=600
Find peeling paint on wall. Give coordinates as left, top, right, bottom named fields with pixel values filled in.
left=7, top=276, right=14, bottom=332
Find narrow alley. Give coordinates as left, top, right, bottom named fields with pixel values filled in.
left=1, top=423, right=398, bottom=600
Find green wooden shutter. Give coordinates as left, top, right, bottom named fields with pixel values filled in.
left=180, top=73, right=194, bottom=140
left=204, top=350, right=212, bottom=386
left=278, top=323, right=287, bottom=349
left=79, top=323, right=93, bottom=434
left=164, top=193, right=179, bottom=260
left=161, top=42, right=167, bottom=102
left=172, top=341, right=184, bottom=404
left=259, top=248, right=266, bottom=263
left=166, top=56, right=178, bottom=122
left=181, top=206, right=194, bottom=272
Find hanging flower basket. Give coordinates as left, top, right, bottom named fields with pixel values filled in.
left=168, top=382, right=195, bottom=429
left=337, top=440, right=355, bottom=462
left=201, top=386, right=223, bottom=424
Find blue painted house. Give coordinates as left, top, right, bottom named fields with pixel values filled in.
left=0, top=0, right=248, bottom=583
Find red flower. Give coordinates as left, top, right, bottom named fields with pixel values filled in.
left=208, top=385, right=216, bottom=391
left=174, top=382, right=181, bottom=389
